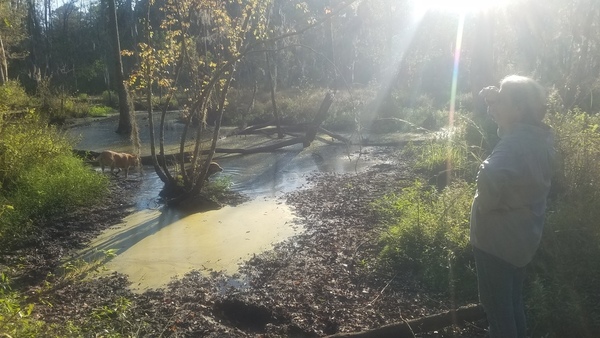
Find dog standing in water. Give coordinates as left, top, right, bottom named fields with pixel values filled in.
left=96, top=150, right=140, bottom=178
left=184, top=162, right=223, bottom=181
left=206, top=161, right=223, bottom=179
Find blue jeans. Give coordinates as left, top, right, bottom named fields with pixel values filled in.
left=473, top=247, right=527, bottom=338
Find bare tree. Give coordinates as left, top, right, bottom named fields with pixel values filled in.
left=0, top=34, right=8, bottom=84
left=107, top=0, right=132, bottom=135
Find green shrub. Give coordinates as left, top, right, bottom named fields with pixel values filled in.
left=415, top=140, right=471, bottom=183
left=33, top=79, right=90, bottom=121
left=328, top=89, right=374, bottom=131
left=0, top=111, right=72, bottom=187
left=132, top=94, right=181, bottom=112
left=376, top=179, right=477, bottom=300
left=412, top=114, right=487, bottom=188
left=0, top=272, right=47, bottom=337
left=523, top=110, right=600, bottom=337
left=225, top=86, right=458, bottom=132
left=0, top=202, right=34, bottom=246
left=226, top=87, right=340, bottom=126
left=11, top=155, right=108, bottom=219
left=0, top=271, right=127, bottom=338
left=202, top=176, right=232, bottom=201
left=102, top=90, right=119, bottom=107
left=0, top=112, right=109, bottom=246
left=0, top=80, right=30, bottom=111
left=0, top=272, right=89, bottom=337
left=87, top=105, right=116, bottom=117
left=77, top=93, right=89, bottom=101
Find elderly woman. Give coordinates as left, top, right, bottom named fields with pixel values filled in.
left=471, top=75, right=555, bottom=338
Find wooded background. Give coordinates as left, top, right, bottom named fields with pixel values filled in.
left=1, top=0, right=598, bottom=116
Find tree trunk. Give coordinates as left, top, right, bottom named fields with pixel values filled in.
left=0, top=34, right=8, bottom=84
left=107, top=0, right=132, bottom=135
left=266, top=49, right=284, bottom=138
left=26, top=0, right=42, bottom=86
left=191, top=68, right=237, bottom=193
left=470, top=12, right=495, bottom=116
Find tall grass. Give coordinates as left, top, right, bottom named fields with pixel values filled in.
left=0, top=80, right=30, bottom=111
left=1, top=83, right=113, bottom=336
left=224, top=85, right=455, bottom=132
left=375, top=180, right=477, bottom=300
left=10, top=154, right=107, bottom=219
left=376, top=109, right=600, bottom=337
left=526, top=110, right=600, bottom=337
left=411, top=113, right=489, bottom=190
left=0, top=107, right=108, bottom=248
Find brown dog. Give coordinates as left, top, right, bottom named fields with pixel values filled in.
left=206, top=162, right=223, bottom=179
left=184, top=162, right=223, bottom=181
left=96, top=150, right=140, bottom=178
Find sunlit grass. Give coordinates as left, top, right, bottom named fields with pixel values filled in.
left=377, top=109, right=600, bottom=336
left=375, top=179, right=477, bottom=299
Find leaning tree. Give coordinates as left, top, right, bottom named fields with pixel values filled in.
left=127, top=0, right=272, bottom=200
left=127, top=0, right=360, bottom=203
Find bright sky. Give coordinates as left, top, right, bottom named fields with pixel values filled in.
left=402, top=0, right=514, bottom=129
left=415, top=0, right=514, bottom=14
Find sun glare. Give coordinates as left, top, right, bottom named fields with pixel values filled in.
left=417, top=0, right=512, bottom=14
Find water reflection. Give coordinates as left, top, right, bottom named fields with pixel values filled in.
left=78, top=200, right=300, bottom=291
left=214, top=143, right=368, bottom=197
left=79, top=145, right=370, bottom=292
left=71, top=116, right=377, bottom=291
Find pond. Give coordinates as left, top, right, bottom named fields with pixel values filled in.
left=68, top=114, right=384, bottom=291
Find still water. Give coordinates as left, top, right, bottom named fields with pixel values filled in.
left=71, top=117, right=373, bottom=291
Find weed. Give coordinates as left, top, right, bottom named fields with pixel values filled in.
left=523, top=110, right=600, bottom=337
left=202, top=176, right=233, bottom=201
left=0, top=80, right=30, bottom=111
left=0, top=110, right=109, bottom=248
left=375, top=179, right=477, bottom=300
left=88, top=105, right=116, bottom=117
left=0, top=273, right=47, bottom=337
left=11, top=154, right=108, bottom=219
left=377, top=109, right=600, bottom=335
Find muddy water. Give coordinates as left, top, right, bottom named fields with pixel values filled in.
left=68, top=111, right=198, bottom=155
left=80, top=201, right=299, bottom=291
left=71, top=116, right=379, bottom=291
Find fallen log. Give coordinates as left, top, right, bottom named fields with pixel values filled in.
left=137, top=139, right=304, bottom=165
left=75, top=137, right=305, bottom=167
left=237, top=120, right=277, bottom=134
left=324, top=303, right=485, bottom=338
left=319, top=127, right=351, bottom=144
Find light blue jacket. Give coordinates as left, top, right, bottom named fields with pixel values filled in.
left=470, top=123, right=555, bottom=267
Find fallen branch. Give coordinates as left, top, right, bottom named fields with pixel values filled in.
left=368, top=273, right=397, bottom=306
left=324, top=304, right=485, bottom=338
left=319, top=126, right=351, bottom=144
left=75, top=137, right=305, bottom=166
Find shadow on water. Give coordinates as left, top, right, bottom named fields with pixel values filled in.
left=72, top=208, right=177, bottom=261
left=68, top=116, right=384, bottom=291
left=77, top=199, right=301, bottom=291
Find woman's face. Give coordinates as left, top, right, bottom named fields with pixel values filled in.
left=487, top=89, right=521, bottom=129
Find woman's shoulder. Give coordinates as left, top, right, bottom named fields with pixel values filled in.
left=507, top=123, right=553, bottom=144
left=501, top=124, right=554, bottom=159
left=493, top=124, right=552, bottom=156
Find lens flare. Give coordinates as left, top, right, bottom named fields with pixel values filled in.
left=416, top=0, right=511, bottom=14
left=449, top=14, right=466, bottom=129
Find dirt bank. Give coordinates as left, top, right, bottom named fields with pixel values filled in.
left=2, top=146, right=487, bottom=337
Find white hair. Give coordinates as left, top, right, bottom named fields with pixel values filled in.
left=500, top=75, right=547, bottom=124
